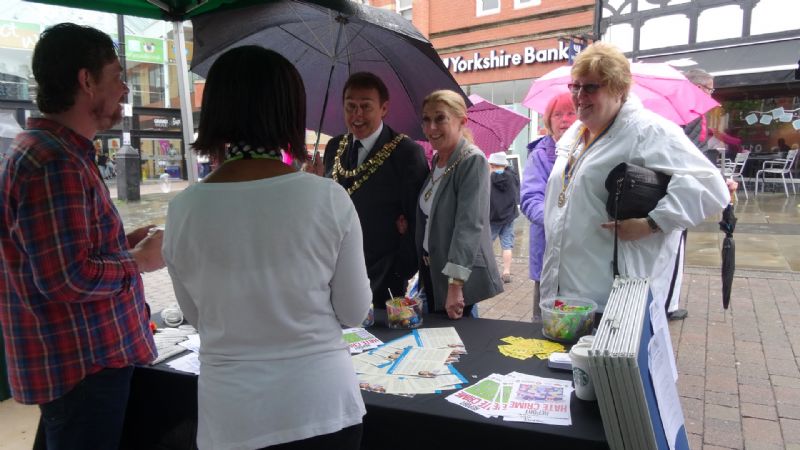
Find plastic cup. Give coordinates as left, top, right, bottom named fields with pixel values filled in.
left=569, top=344, right=596, bottom=401
left=160, top=304, right=184, bottom=327
left=385, top=297, right=423, bottom=329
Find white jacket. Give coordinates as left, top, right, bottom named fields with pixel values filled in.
left=541, top=96, right=729, bottom=312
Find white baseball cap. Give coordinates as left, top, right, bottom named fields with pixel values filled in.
left=488, top=152, right=508, bottom=166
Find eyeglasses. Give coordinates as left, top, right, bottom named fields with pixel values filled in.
left=698, top=84, right=715, bottom=94
left=567, top=83, right=603, bottom=95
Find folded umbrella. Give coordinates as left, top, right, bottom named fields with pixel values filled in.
left=522, top=62, right=720, bottom=125
left=719, top=204, right=737, bottom=309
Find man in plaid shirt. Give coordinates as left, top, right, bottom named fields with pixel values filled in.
left=0, top=23, right=165, bottom=449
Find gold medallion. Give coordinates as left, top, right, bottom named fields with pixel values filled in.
left=558, top=191, right=566, bottom=207
left=424, top=188, right=433, bottom=201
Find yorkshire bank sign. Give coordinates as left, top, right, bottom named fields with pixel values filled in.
left=442, top=41, right=582, bottom=73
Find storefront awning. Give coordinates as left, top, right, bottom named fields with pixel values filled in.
left=635, top=37, right=800, bottom=89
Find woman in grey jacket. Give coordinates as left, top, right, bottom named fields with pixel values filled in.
left=416, top=90, right=503, bottom=319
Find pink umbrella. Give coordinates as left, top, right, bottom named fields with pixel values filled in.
left=417, top=94, right=530, bottom=163
left=522, top=62, right=720, bottom=125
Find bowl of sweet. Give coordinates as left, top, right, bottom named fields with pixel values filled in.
left=385, top=297, right=423, bottom=329
left=541, top=297, right=597, bottom=344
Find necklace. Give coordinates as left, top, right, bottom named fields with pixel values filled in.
left=332, top=133, right=405, bottom=195
left=557, top=118, right=616, bottom=207
left=424, top=151, right=467, bottom=201
left=224, top=143, right=283, bottom=162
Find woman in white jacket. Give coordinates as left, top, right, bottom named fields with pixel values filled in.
left=540, top=42, right=729, bottom=314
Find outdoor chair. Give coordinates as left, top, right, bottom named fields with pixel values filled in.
left=723, top=151, right=750, bottom=200
left=755, top=149, right=798, bottom=197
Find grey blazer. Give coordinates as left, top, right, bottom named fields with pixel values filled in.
left=415, top=138, right=503, bottom=312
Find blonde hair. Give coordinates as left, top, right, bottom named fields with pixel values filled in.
left=422, top=89, right=474, bottom=143
left=571, top=42, right=631, bottom=101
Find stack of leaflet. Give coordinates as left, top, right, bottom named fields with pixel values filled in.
left=588, top=278, right=689, bottom=450
left=352, top=327, right=468, bottom=396
left=445, top=372, right=573, bottom=425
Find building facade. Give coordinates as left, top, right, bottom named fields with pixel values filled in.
left=370, top=0, right=595, bottom=165
left=598, top=0, right=800, bottom=155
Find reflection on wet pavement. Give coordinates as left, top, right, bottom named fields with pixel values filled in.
left=114, top=181, right=800, bottom=273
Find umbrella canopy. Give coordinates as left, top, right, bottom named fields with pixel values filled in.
left=522, top=62, right=720, bottom=125
left=416, top=94, right=530, bottom=161
left=719, top=204, right=737, bottom=309
left=27, top=0, right=265, bottom=20
left=190, top=0, right=466, bottom=141
left=465, top=94, right=530, bottom=155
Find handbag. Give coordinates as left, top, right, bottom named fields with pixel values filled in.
left=604, top=162, right=671, bottom=276
left=604, top=162, right=671, bottom=221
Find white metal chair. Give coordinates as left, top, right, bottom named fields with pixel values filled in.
left=723, top=151, right=750, bottom=200
left=755, top=149, right=798, bottom=197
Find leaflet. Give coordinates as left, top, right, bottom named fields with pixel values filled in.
left=342, top=328, right=383, bottom=354
left=389, top=347, right=453, bottom=378
left=415, top=327, right=466, bottom=354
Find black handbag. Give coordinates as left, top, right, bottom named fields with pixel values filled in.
left=604, top=162, right=671, bottom=276
left=604, top=162, right=670, bottom=221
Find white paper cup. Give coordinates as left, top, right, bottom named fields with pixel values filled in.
left=578, top=335, right=596, bottom=346
left=569, top=344, right=596, bottom=401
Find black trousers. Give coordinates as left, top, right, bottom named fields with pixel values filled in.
left=419, top=253, right=474, bottom=317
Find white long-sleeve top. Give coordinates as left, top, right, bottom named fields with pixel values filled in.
left=541, top=96, right=729, bottom=312
left=163, top=171, right=371, bottom=450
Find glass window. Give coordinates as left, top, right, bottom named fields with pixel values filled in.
left=477, top=0, right=500, bottom=17
left=514, top=0, right=541, bottom=9
left=751, top=0, right=800, bottom=35
left=603, top=23, right=634, bottom=53
left=396, top=0, right=412, bottom=20
left=639, top=15, right=689, bottom=50
left=697, top=6, right=743, bottom=42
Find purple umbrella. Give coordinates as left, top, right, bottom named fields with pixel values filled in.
left=417, top=94, right=530, bottom=160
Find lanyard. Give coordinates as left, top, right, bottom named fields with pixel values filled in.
left=562, top=117, right=616, bottom=188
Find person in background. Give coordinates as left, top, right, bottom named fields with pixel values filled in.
left=317, top=72, right=429, bottom=309
left=520, top=92, right=577, bottom=323
left=777, top=138, right=790, bottom=153
left=487, top=151, right=520, bottom=284
left=540, top=42, right=729, bottom=317
left=417, top=89, right=503, bottom=320
left=677, top=68, right=740, bottom=320
left=163, top=46, right=371, bottom=450
left=0, top=23, right=164, bottom=449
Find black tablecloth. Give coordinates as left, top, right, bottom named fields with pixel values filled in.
left=120, top=312, right=607, bottom=450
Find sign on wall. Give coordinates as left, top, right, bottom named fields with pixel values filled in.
left=443, top=41, right=581, bottom=74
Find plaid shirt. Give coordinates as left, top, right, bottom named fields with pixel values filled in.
left=0, top=118, right=156, bottom=405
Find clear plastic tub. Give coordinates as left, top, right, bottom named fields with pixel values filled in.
left=385, top=297, right=423, bottom=329
left=541, top=297, right=597, bottom=344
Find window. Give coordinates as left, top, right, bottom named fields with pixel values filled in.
left=514, top=0, right=541, bottom=9
left=396, top=0, right=412, bottom=20
left=477, top=0, right=500, bottom=17
left=148, top=66, right=164, bottom=105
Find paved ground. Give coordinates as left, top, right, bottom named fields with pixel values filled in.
left=2, top=180, right=800, bottom=450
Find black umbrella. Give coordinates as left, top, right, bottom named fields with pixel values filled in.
left=190, top=0, right=467, bottom=146
left=719, top=204, right=737, bottom=309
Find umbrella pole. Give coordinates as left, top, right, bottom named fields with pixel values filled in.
left=311, top=20, right=346, bottom=164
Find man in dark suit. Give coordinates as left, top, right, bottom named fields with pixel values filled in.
left=322, top=72, right=429, bottom=308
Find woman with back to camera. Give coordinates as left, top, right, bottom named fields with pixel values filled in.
left=520, top=92, right=576, bottom=323
left=416, top=89, right=503, bottom=320
left=540, top=42, right=729, bottom=314
left=162, top=46, right=371, bottom=450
